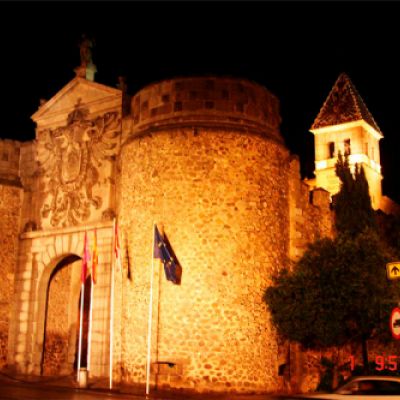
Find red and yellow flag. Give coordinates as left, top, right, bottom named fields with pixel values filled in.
left=114, top=221, right=122, bottom=271
left=81, top=231, right=90, bottom=284
left=92, top=229, right=98, bottom=284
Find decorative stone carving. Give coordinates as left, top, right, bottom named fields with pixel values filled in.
left=37, top=104, right=120, bottom=227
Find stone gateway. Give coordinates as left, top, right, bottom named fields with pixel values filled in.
left=1, top=63, right=390, bottom=393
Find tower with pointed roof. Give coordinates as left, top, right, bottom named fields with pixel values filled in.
left=310, top=73, right=383, bottom=209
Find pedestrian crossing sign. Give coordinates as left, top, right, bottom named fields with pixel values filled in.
left=387, top=262, right=400, bottom=280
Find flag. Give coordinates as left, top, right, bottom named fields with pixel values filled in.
left=153, top=225, right=181, bottom=284
left=114, top=221, right=122, bottom=271
left=81, top=231, right=91, bottom=284
left=92, top=229, right=98, bottom=284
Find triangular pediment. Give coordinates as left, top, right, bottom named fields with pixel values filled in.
left=311, top=73, right=382, bottom=135
left=32, top=77, right=122, bottom=122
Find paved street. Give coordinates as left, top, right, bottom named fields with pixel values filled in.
left=0, top=373, right=288, bottom=400
left=0, top=382, right=140, bottom=399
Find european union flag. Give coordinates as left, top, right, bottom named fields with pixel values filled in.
left=154, top=225, right=181, bottom=284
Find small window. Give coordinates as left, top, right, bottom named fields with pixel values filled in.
left=344, top=139, right=351, bottom=155
left=328, top=142, right=335, bottom=158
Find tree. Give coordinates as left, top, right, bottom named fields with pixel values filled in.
left=265, top=232, right=396, bottom=354
left=264, top=154, right=400, bottom=375
left=334, top=153, right=377, bottom=236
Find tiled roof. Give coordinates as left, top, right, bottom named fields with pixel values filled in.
left=311, top=73, right=382, bottom=134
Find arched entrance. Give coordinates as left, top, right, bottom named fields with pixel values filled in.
left=41, top=255, right=82, bottom=376
left=10, top=224, right=115, bottom=378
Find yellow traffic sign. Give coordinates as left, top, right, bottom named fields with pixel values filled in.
left=387, top=262, right=400, bottom=280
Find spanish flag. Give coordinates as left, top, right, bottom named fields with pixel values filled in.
left=81, top=231, right=91, bottom=284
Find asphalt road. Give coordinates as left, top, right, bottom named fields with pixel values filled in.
left=0, top=380, right=287, bottom=400
left=0, top=382, right=132, bottom=400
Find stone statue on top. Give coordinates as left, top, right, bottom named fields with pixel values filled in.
left=79, top=34, right=94, bottom=67
left=76, top=34, right=97, bottom=81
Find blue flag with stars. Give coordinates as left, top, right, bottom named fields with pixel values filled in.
left=154, top=225, right=181, bottom=284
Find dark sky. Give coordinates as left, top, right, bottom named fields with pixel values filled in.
left=2, top=1, right=400, bottom=203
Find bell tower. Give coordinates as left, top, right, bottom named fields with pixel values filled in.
left=310, top=73, right=383, bottom=209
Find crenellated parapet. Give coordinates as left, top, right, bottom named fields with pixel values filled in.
left=123, top=76, right=282, bottom=144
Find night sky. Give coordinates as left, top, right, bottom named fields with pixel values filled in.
left=2, top=2, right=400, bottom=203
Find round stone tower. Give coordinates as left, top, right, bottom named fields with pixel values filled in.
left=117, top=77, right=291, bottom=393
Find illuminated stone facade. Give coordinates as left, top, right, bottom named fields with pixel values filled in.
left=0, top=74, right=334, bottom=393
left=0, top=140, right=23, bottom=368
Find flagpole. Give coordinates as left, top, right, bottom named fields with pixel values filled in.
left=88, top=229, right=97, bottom=374
left=146, top=223, right=156, bottom=396
left=109, top=219, right=116, bottom=389
left=77, top=281, right=85, bottom=382
left=87, top=277, right=94, bottom=372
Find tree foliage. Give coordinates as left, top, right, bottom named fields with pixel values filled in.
left=334, top=153, right=377, bottom=235
left=265, top=231, right=396, bottom=349
left=264, top=154, right=400, bottom=370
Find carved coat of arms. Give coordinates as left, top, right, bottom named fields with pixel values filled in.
left=37, top=105, right=120, bottom=227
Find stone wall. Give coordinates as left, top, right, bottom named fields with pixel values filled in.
left=117, top=76, right=292, bottom=393
left=290, top=338, right=400, bottom=394
left=0, top=139, right=20, bottom=184
left=113, top=76, right=336, bottom=394
left=0, top=139, right=22, bottom=368
left=0, top=184, right=22, bottom=368
left=289, top=155, right=334, bottom=262
left=118, top=128, right=291, bottom=393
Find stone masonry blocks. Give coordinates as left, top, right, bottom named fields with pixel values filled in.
left=119, top=124, right=290, bottom=393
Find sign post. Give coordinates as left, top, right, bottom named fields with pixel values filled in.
left=390, top=307, right=400, bottom=340
left=386, top=262, right=400, bottom=339
left=386, top=262, right=400, bottom=280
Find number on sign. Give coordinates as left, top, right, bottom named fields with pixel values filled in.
left=388, top=355, right=397, bottom=371
left=376, top=356, right=385, bottom=371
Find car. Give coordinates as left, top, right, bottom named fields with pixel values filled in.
left=281, top=376, right=400, bottom=399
